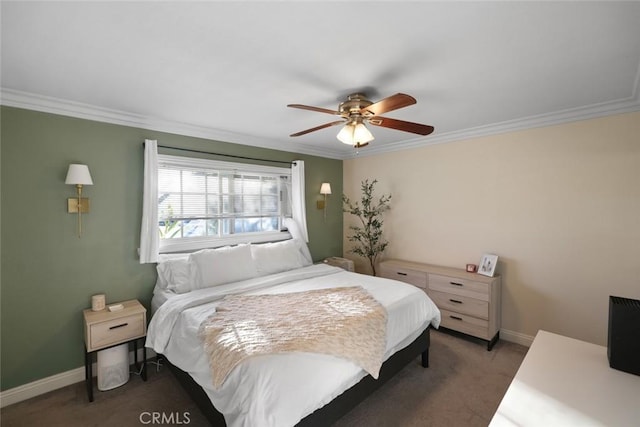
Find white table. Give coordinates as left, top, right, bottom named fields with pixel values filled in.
left=490, top=330, right=640, bottom=427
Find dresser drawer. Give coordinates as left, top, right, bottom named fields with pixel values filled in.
left=440, top=308, right=490, bottom=340
left=429, top=290, right=488, bottom=319
left=429, top=273, right=489, bottom=300
left=380, top=265, right=427, bottom=289
left=87, top=313, right=145, bottom=351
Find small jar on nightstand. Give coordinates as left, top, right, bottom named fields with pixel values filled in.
left=83, top=299, right=147, bottom=402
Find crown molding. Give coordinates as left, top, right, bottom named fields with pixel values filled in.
left=350, top=93, right=640, bottom=159
left=0, top=88, right=346, bottom=160
left=3, top=86, right=639, bottom=161
left=349, top=61, right=640, bottom=158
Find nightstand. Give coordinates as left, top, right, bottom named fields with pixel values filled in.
left=323, top=257, right=355, bottom=272
left=83, top=299, right=147, bottom=402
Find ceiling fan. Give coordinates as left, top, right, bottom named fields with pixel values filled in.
left=287, top=93, right=434, bottom=148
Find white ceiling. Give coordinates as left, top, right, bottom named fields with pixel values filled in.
left=2, top=1, right=640, bottom=159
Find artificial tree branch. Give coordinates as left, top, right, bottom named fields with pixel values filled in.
left=342, top=179, right=391, bottom=276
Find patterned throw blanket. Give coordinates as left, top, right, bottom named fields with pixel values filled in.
left=199, top=286, right=388, bottom=389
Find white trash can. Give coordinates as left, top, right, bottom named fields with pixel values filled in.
left=97, top=343, right=130, bottom=391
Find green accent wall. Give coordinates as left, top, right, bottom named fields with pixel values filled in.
left=0, top=106, right=343, bottom=390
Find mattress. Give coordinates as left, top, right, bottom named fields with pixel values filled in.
left=147, top=263, right=440, bottom=427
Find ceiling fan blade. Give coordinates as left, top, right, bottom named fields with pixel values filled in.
left=362, top=93, right=416, bottom=116
left=290, top=120, right=345, bottom=137
left=368, top=116, right=434, bottom=136
left=287, top=104, right=340, bottom=115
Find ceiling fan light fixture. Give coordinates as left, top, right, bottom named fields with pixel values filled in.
left=289, top=92, right=433, bottom=144
left=336, top=122, right=374, bottom=146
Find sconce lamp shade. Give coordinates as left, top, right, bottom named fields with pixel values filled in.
left=65, top=164, right=93, bottom=186
left=65, top=163, right=93, bottom=238
left=318, top=182, right=331, bottom=221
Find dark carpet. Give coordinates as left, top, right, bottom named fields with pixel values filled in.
left=1, top=330, right=527, bottom=427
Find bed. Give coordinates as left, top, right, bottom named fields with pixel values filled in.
left=146, top=239, right=441, bottom=427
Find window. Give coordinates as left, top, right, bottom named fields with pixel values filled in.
left=157, top=154, right=292, bottom=252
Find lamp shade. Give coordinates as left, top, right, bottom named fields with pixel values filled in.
left=353, top=122, right=374, bottom=144
left=336, top=122, right=374, bottom=146
left=337, top=123, right=356, bottom=145
left=320, top=183, right=332, bottom=195
left=65, top=164, right=93, bottom=185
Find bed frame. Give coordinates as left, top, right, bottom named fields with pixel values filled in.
left=164, top=326, right=431, bottom=426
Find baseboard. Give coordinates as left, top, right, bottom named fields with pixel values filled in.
left=2, top=330, right=532, bottom=408
left=0, top=348, right=154, bottom=408
left=500, top=328, right=534, bottom=347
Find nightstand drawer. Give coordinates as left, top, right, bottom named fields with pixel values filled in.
left=429, top=290, right=488, bottom=319
left=87, top=313, right=145, bottom=351
left=380, top=265, right=427, bottom=289
left=429, top=274, right=489, bottom=300
left=440, top=309, right=489, bottom=339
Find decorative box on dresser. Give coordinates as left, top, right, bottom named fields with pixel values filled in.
left=379, top=259, right=501, bottom=350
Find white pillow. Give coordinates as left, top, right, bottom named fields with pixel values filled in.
left=284, top=217, right=305, bottom=240
left=291, top=239, right=313, bottom=267
left=156, top=258, right=194, bottom=294
left=293, top=238, right=313, bottom=265
left=189, top=244, right=258, bottom=289
left=284, top=218, right=312, bottom=264
left=251, top=239, right=311, bottom=276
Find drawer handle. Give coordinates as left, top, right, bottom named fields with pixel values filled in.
left=109, top=323, right=129, bottom=330
left=396, top=272, right=407, bottom=276
left=449, top=299, right=463, bottom=304
left=450, top=281, right=464, bottom=287
left=450, top=315, right=463, bottom=321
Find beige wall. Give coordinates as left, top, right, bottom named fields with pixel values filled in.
left=343, top=111, right=640, bottom=346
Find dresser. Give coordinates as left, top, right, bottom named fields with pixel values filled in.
left=379, top=259, right=501, bottom=350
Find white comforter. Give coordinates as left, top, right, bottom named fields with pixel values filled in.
left=146, top=264, right=440, bottom=427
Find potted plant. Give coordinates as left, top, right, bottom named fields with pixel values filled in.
left=342, top=179, right=391, bottom=276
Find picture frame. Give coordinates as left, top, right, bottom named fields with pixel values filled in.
left=478, top=254, right=498, bottom=277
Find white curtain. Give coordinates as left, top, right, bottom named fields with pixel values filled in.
left=139, top=139, right=159, bottom=263
left=291, top=160, right=309, bottom=242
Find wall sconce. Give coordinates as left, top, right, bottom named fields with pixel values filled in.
left=65, top=164, right=93, bottom=237
left=317, top=182, right=332, bottom=221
